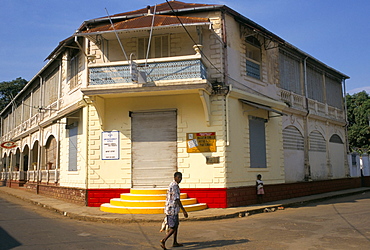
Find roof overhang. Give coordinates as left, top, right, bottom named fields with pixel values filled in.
left=239, top=99, right=287, bottom=117
left=76, top=22, right=211, bottom=40
left=77, top=14, right=211, bottom=39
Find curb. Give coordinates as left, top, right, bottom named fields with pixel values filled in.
left=1, top=186, right=369, bottom=224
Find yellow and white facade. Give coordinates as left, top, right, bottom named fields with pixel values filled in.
left=0, top=1, right=351, bottom=209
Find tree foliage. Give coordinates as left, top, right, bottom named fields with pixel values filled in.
left=0, top=77, right=27, bottom=112
left=346, top=91, right=370, bottom=153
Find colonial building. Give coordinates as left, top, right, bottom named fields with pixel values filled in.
left=1, top=1, right=358, bottom=209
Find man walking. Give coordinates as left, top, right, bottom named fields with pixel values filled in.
left=160, top=172, right=188, bottom=249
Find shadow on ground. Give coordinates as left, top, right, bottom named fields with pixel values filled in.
left=181, top=239, right=249, bottom=249
left=0, top=226, right=22, bottom=250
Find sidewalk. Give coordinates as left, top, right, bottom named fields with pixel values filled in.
left=0, top=186, right=369, bottom=223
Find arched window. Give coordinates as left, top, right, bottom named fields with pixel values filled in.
left=283, top=126, right=304, bottom=150
left=246, top=36, right=261, bottom=79
left=309, top=130, right=326, bottom=152
left=329, top=134, right=343, bottom=144
left=45, top=136, right=57, bottom=170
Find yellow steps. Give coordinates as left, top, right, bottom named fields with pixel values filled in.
left=120, top=193, right=188, bottom=200
left=100, top=188, right=207, bottom=214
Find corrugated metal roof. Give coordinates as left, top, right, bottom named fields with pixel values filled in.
left=83, top=15, right=209, bottom=34
left=108, top=1, right=214, bottom=18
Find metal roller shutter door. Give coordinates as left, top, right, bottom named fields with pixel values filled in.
left=131, top=110, right=177, bottom=188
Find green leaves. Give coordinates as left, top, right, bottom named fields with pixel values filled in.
left=346, top=91, right=370, bottom=154
left=0, top=77, right=27, bottom=111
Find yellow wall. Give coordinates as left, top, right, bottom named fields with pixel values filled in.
left=226, top=96, right=285, bottom=187
left=64, top=90, right=286, bottom=189
left=82, top=93, right=227, bottom=189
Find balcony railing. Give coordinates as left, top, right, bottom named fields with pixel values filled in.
left=0, top=171, right=26, bottom=181
left=89, top=56, right=207, bottom=86
left=1, top=99, right=60, bottom=143
left=280, top=89, right=345, bottom=120
left=0, top=170, right=59, bottom=183
left=0, top=171, right=9, bottom=180
left=27, top=170, right=59, bottom=183
left=280, top=89, right=305, bottom=109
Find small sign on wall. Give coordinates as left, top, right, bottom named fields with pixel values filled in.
left=102, top=131, right=120, bottom=160
left=186, top=132, right=216, bottom=153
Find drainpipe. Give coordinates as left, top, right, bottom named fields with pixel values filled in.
left=343, top=78, right=349, bottom=153
left=55, top=63, right=62, bottom=183
left=225, top=85, right=231, bottom=146
left=342, top=78, right=351, bottom=177
left=84, top=98, right=91, bottom=206
left=303, top=57, right=311, bottom=181
left=37, top=75, right=43, bottom=193
left=221, top=10, right=229, bottom=87
left=221, top=10, right=230, bottom=146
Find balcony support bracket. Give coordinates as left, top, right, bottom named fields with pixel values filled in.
left=199, top=90, right=211, bottom=127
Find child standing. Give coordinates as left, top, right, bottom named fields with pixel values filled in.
left=256, top=174, right=264, bottom=203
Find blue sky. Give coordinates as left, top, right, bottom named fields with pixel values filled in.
left=1, top=0, right=369, bottom=94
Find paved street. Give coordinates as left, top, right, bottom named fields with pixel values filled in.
left=1, top=190, right=369, bottom=249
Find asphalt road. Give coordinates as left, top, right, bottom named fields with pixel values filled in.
left=0, top=191, right=369, bottom=250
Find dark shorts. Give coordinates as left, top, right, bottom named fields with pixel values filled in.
left=166, top=214, right=179, bottom=228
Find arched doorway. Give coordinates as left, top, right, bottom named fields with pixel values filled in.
left=283, top=125, right=305, bottom=182
left=329, top=134, right=345, bottom=178
left=45, top=136, right=57, bottom=170
left=28, top=141, right=39, bottom=182
left=309, top=130, right=327, bottom=180
left=15, top=148, right=21, bottom=171
left=31, top=141, right=39, bottom=171
left=2, top=153, right=7, bottom=171
left=23, top=145, right=30, bottom=172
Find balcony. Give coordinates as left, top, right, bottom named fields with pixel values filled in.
left=84, top=55, right=208, bottom=95
left=280, top=89, right=345, bottom=121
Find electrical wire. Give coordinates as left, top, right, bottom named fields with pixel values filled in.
left=165, top=0, right=280, bottom=101
left=105, top=8, right=128, bottom=61
left=146, top=4, right=157, bottom=67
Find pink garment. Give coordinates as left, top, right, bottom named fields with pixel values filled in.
left=257, top=188, right=265, bottom=195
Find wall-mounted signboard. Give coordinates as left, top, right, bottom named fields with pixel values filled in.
left=102, top=131, right=120, bottom=160
left=186, top=132, right=216, bottom=153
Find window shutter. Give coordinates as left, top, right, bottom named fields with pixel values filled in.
left=249, top=117, right=267, bottom=168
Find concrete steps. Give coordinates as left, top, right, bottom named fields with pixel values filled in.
left=100, top=188, right=207, bottom=214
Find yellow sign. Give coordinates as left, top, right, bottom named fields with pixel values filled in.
left=186, top=132, right=216, bottom=153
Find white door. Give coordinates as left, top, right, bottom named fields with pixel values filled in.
left=131, top=110, right=177, bottom=188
